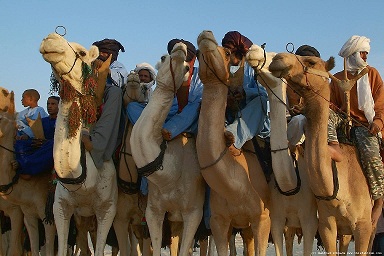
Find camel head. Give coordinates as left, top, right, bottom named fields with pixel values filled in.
left=155, top=42, right=189, bottom=93
left=269, top=53, right=335, bottom=96
left=123, top=71, right=148, bottom=107
left=39, top=33, right=99, bottom=91
left=246, top=44, right=276, bottom=71
left=197, top=30, right=230, bottom=86
left=0, top=87, right=15, bottom=115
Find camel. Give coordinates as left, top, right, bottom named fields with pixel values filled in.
left=196, top=30, right=270, bottom=256
left=0, top=87, right=56, bottom=256
left=245, top=45, right=318, bottom=256
left=0, top=199, right=24, bottom=256
left=130, top=42, right=206, bottom=256
left=39, top=32, right=118, bottom=256
left=269, top=52, right=372, bottom=254
left=113, top=70, right=152, bottom=256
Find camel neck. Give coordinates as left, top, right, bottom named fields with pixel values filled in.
left=302, top=88, right=335, bottom=196
left=197, top=81, right=228, bottom=164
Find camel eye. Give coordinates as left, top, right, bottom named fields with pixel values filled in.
left=79, top=51, right=86, bottom=57
left=224, top=49, right=231, bottom=56
left=161, top=56, right=166, bottom=62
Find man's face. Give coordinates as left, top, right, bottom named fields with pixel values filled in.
left=360, top=51, right=368, bottom=62
left=138, top=69, right=152, bottom=83
left=47, top=98, right=59, bottom=116
left=98, top=51, right=110, bottom=62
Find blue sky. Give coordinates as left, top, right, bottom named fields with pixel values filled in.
left=1, top=0, right=383, bottom=112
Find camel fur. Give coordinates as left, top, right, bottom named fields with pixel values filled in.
left=196, top=30, right=270, bottom=256
left=0, top=87, right=56, bottom=256
left=39, top=32, right=118, bottom=256
left=269, top=53, right=373, bottom=254
left=246, top=45, right=318, bottom=256
left=130, top=42, right=206, bottom=256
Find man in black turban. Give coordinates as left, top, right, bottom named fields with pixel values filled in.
left=295, top=44, right=321, bottom=58
left=167, top=38, right=196, bottom=62
left=92, top=38, right=125, bottom=63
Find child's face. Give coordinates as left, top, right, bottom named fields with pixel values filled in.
left=21, top=93, right=32, bottom=107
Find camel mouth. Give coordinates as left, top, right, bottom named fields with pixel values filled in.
left=197, top=30, right=218, bottom=52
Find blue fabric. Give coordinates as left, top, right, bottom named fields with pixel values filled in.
left=41, top=117, right=56, bottom=140
left=15, top=139, right=54, bottom=175
left=16, top=106, right=48, bottom=138
left=225, top=63, right=270, bottom=148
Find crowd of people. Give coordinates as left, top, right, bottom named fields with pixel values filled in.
left=10, top=31, right=384, bottom=254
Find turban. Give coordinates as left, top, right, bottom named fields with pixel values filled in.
left=134, top=62, right=156, bottom=81
left=295, top=45, right=320, bottom=58
left=222, top=31, right=253, bottom=57
left=92, top=38, right=125, bottom=63
left=167, top=39, right=196, bottom=62
left=338, top=35, right=370, bottom=58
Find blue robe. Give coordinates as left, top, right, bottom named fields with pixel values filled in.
left=15, top=116, right=56, bottom=175
left=225, top=62, right=270, bottom=148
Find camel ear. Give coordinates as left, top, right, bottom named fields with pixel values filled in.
left=88, top=45, right=100, bottom=63
left=26, top=113, right=45, bottom=139
left=94, top=54, right=112, bottom=107
left=325, top=57, right=335, bottom=72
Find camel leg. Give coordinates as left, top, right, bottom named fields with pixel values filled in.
left=284, top=227, right=295, bottom=256
left=53, top=197, right=73, bottom=256
left=145, top=206, right=164, bottom=256
left=94, top=206, right=116, bottom=256
left=178, top=211, right=203, bottom=256
left=301, top=222, right=317, bottom=256
left=199, top=238, right=208, bottom=256
left=251, top=213, right=271, bottom=256
left=42, top=222, right=56, bottom=256
left=207, top=236, right=216, bottom=256
left=74, top=215, right=92, bottom=256
left=270, top=216, right=285, bottom=256
left=229, top=233, right=236, bottom=256
left=23, top=216, right=40, bottom=256
left=210, top=215, right=231, bottom=256
left=353, top=221, right=372, bottom=255
left=113, top=212, right=130, bottom=256
left=8, top=208, right=24, bottom=256
left=241, top=227, right=254, bottom=256
left=170, top=234, right=179, bottom=256
left=318, top=216, right=337, bottom=254
left=338, top=235, right=352, bottom=255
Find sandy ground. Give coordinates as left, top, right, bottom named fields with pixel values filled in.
left=98, top=234, right=356, bottom=256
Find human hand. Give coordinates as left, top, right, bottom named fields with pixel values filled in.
left=161, top=128, right=172, bottom=141
left=16, top=134, right=29, bottom=140
left=31, top=139, right=44, bottom=148
left=289, top=103, right=305, bottom=116
left=11, top=160, right=19, bottom=171
left=369, top=121, right=381, bottom=135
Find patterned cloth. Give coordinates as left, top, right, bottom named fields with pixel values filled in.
left=328, top=109, right=384, bottom=200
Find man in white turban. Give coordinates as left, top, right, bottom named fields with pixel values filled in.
left=134, top=62, right=157, bottom=103
left=329, top=35, right=384, bottom=226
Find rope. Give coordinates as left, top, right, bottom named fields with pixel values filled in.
left=137, top=140, right=167, bottom=177
left=200, top=147, right=228, bottom=170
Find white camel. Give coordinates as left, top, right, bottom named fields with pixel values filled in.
left=130, top=42, right=206, bottom=256
left=246, top=45, right=318, bottom=256
left=39, top=32, right=118, bottom=256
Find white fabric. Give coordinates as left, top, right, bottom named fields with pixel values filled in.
left=339, top=36, right=374, bottom=123
left=134, top=62, right=157, bottom=81
left=110, top=60, right=129, bottom=88
left=339, top=35, right=370, bottom=58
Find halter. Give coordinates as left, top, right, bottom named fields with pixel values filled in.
left=52, top=26, right=83, bottom=80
